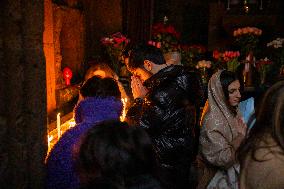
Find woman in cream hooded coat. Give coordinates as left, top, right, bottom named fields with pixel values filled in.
left=199, top=70, right=247, bottom=189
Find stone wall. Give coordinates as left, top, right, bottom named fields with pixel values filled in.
left=83, top=0, right=122, bottom=60
left=0, top=0, right=47, bottom=188
left=53, top=3, right=85, bottom=86
left=44, top=0, right=85, bottom=117
left=44, top=0, right=57, bottom=115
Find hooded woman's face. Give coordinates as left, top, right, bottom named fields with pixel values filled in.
left=228, top=80, right=241, bottom=107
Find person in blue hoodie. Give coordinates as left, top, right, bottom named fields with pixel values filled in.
left=46, top=76, right=123, bottom=189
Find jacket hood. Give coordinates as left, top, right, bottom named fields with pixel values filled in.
left=74, top=97, right=123, bottom=124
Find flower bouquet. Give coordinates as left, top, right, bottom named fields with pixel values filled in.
left=267, top=38, right=284, bottom=49
left=233, top=27, right=262, bottom=57
left=196, top=60, right=212, bottom=84
left=267, top=38, right=284, bottom=66
left=213, top=50, right=240, bottom=72
left=266, top=37, right=284, bottom=79
left=101, top=32, right=130, bottom=74
left=256, top=57, right=273, bottom=84
left=181, top=44, right=206, bottom=68
left=151, top=22, right=181, bottom=54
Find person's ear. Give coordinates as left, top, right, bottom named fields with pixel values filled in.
left=143, top=60, right=152, bottom=72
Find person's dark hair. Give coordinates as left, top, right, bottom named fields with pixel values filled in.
left=220, top=70, right=241, bottom=115
left=127, top=44, right=166, bottom=71
left=238, top=81, right=284, bottom=163
left=80, top=76, right=121, bottom=99
left=122, top=42, right=133, bottom=59
left=75, top=120, right=159, bottom=188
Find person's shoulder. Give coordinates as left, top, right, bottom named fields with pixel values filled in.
left=46, top=127, right=78, bottom=160
left=183, top=67, right=201, bottom=76
left=50, top=123, right=91, bottom=152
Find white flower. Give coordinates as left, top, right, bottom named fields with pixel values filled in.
left=267, top=38, right=284, bottom=49
left=264, top=57, right=269, bottom=61
left=197, top=60, right=211, bottom=68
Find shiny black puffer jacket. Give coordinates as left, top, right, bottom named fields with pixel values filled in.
left=126, top=65, right=204, bottom=170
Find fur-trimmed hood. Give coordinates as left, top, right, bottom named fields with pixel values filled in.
left=74, top=97, right=123, bottom=124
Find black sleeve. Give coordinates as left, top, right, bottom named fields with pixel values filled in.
left=176, top=70, right=205, bottom=108
left=126, top=95, right=164, bottom=136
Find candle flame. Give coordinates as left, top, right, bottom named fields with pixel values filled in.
left=48, top=134, right=54, bottom=143
left=46, top=97, right=128, bottom=159
left=120, top=98, right=128, bottom=122
left=46, top=134, right=54, bottom=161
left=47, top=117, right=76, bottom=159
left=57, top=113, right=61, bottom=139
left=68, top=120, right=76, bottom=128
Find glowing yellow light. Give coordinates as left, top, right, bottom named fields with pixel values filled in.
left=244, top=5, right=249, bottom=13
left=120, top=98, right=128, bottom=122
left=47, top=134, right=53, bottom=153
left=68, top=119, right=76, bottom=128
left=57, top=113, right=61, bottom=139
left=46, top=117, right=76, bottom=159
left=48, top=134, right=53, bottom=144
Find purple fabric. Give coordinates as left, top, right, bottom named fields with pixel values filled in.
left=46, top=97, right=122, bottom=189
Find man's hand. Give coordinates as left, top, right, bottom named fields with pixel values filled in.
left=131, top=75, right=148, bottom=99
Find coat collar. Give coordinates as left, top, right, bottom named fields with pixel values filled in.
left=74, top=97, right=123, bottom=124
left=143, top=65, right=184, bottom=90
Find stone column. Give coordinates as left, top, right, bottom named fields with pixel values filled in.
left=44, top=0, right=57, bottom=115
left=0, top=0, right=47, bottom=188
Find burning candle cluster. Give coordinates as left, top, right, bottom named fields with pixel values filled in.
left=47, top=117, right=76, bottom=155
left=47, top=97, right=128, bottom=155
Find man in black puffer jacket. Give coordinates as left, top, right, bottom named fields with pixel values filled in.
left=125, top=44, right=205, bottom=189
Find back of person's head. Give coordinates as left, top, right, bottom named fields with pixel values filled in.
left=76, top=120, right=159, bottom=188
left=80, top=76, right=121, bottom=99
left=238, top=81, right=284, bottom=162
left=127, top=44, right=165, bottom=71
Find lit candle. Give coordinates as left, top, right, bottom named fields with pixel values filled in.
left=68, top=118, right=76, bottom=129
left=120, top=98, right=128, bottom=122
left=57, top=113, right=61, bottom=139
left=47, top=134, right=53, bottom=153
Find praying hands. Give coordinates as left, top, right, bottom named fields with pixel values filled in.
left=131, top=75, right=148, bottom=99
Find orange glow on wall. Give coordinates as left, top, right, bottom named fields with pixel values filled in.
left=44, top=0, right=56, bottom=115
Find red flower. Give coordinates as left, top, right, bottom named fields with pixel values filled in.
left=213, top=50, right=240, bottom=63
left=213, top=50, right=220, bottom=59
left=112, top=32, right=128, bottom=45
left=151, top=22, right=182, bottom=53
left=156, top=42, right=161, bottom=49
left=100, top=32, right=130, bottom=74
left=166, top=25, right=175, bottom=34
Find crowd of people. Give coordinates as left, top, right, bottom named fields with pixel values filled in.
left=46, top=43, right=284, bottom=189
